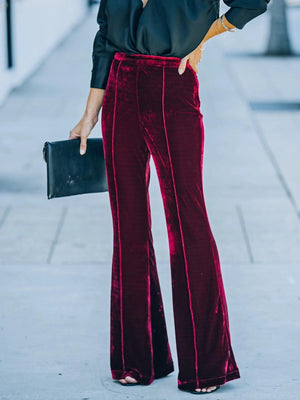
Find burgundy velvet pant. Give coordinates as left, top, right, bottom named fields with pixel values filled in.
left=101, top=51, right=240, bottom=391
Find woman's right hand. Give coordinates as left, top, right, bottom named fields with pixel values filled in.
left=69, top=114, right=98, bottom=155
left=69, top=87, right=106, bottom=155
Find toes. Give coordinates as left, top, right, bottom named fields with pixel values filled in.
left=194, top=385, right=217, bottom=392
left=206, top=386, right=217, bottom=392
left=124, top=376, right=138, bottom=383
left=117, top=375, right=138, bottom=384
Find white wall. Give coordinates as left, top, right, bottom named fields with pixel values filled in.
left=0, top=0, right=88, bottom=105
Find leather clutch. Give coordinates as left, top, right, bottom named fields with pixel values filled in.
left=42, top=138, right=108, bottom=199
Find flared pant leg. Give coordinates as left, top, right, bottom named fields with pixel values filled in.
left=101, top=51, right=241, bottom=391
left=135, top=57, right=240, bottom=391
left=101, top=54, right=174, bottom=385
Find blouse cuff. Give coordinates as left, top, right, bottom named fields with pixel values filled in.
left=224, top=7, right=267, bottom=30
left=90, top=53, right=114, bottom=90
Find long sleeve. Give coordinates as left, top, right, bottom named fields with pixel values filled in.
left=222, top=0, right=271, bottom=30
left=90, top=0, right=116, bottom=89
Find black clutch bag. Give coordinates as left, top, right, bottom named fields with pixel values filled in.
left=42, top=138, right=108, bottom=199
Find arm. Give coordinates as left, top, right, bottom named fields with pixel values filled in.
left=180, top=0, right=271, bottom=74
left=204, top=0, right=271, bottom=42
left=69, top=0, right=115, bottom=155
left=90, top=0, right=115, bottom=89
left=69, top=88, right=105, bottom=155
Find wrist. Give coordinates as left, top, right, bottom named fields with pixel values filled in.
left=215, top=17, right=223, bottom=35
left=83, top=110, right=98, bottom=125
left=221, top=14, right=236, bottom=31
left=204, top=18, right=221, bottom=40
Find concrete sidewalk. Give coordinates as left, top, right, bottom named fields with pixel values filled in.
left=0, top=5, right=300, bottom=400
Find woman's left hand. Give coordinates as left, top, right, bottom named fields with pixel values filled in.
left=178, top=40, right=206, bottom=75
left=178, top=15, right=235, bottom=75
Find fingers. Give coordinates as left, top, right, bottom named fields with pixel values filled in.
left=178, top=55, right=200, bottom=75
left=69, top=129, right=78, bottom=140
left=69, top=121, right=90, bottom=155
left=179, top=41, right=207, bottom=76
left=188, top=59, right=199, bottom=74
left=80, top=136, right=87, bottom=155
left=68, top=130, right=88, bottom=155
left=178, top=55, right=188, bottom=75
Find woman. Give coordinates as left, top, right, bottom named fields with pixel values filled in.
left=69, top=0, right=270, bottom=395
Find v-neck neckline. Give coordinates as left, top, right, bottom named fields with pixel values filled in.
left=141, top=0, right=149, bottom=10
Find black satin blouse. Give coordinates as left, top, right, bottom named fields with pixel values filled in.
left=90, top=0, right=271, bottom=89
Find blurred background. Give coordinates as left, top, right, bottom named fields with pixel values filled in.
left=0, top=1, right=299, bottom=399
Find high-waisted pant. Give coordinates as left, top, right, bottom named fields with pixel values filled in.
left=101, top=51, right=241, bottom=391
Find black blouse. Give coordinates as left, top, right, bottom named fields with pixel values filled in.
left=90, top=0, right=271, bottom=89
